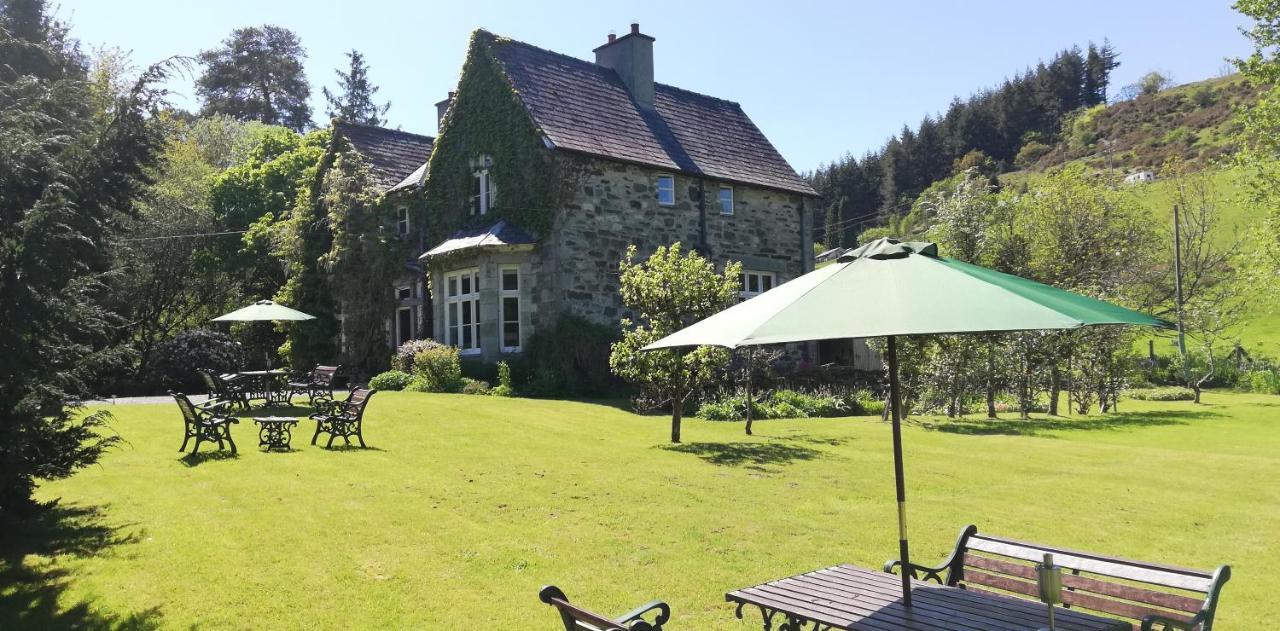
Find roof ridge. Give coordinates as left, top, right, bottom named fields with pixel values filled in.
left=484, top=30, right=744, bottom=109
left=333, top=119, right=435, bottom=142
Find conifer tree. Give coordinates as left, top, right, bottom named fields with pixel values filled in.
left=323, top=49, right=391, bottom=126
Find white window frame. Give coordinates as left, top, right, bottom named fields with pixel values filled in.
left=718, top=186, right=734, bottom=215
left=397, top=206, right=410, bottom=236
left=656, top=174, right=675, bottom=206
left=443, top=269, right=481, bottom=355
left=739, top=270, right=776, bottom=300
left=396, top=285, right=412, bottom=301
left=499, top=265, right=521, bottom=353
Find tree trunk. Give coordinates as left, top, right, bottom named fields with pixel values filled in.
left=671, top=399, right=683, bottom=443
left=744, top=355, right=754, bottom=435
left=986, top=344, right=997, bottom=419
left=1049, top=364, right=1061, bottom=416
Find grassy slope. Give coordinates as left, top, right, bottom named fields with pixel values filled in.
left=8, top=392, right=1279, bottom=629
left=1001, top=75, right=1279, bottom=356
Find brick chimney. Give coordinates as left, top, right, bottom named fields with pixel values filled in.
left=593, top=23, right=655, bottom=109
left=435, top=91, right=455, bottom=129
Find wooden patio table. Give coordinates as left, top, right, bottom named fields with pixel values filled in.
left=726, top=564, right=1130, bottom=631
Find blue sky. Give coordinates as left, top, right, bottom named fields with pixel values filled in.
left=59, top=1, right=1250, bottom=172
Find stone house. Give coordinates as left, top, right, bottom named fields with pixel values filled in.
left=410, top=25, right=819, bottom=363
left=326, top=121, right=434, bottom=351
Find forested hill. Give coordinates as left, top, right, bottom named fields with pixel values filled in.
left=809, top=42, right=1125, bottom=248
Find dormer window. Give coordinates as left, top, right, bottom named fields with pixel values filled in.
left=656, top=174, right=675, bottom=206
left=397, top=207, right=411, bottom=236
left=470, top=155, right=495, bottom=215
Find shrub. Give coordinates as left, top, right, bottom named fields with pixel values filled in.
left=517, top=315, right=625, bottom=398
left=490, top=361, right=516, bottom=397
left=841, top=389, right=885, bottom=416
left=369, top=370, right=412, bottom=391
left=392, top=339, right=441, bottom=373
left=410, top=344, right=462, bottom=393
left=146, top=329, right=243, bottom=392
left=1015, top=141, right=1051, bottom=168
left=696, top=389, right=845, bottom=421
left=460, top=378, right=492, bottom=395
left=1245, top=370, right=1280, bottom=395
left=1126, top=386, right=1195, bottom=401
left=771, top=389, right=845, bottom=417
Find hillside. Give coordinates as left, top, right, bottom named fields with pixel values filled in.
left=1000, top=76, right=1277, bottom=356
left=1017, top=74, right=1258, bottom=173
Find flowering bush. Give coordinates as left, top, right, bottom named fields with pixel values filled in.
left=408, top=344, right=462, bottom=393
left=392, top=339, right=444, bottom=373
left=147, top=329, right=243, bottom=392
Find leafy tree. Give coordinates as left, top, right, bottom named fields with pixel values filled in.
left=609, top=244, right=739, bottom=443
left=323, top=49, right=390, bottom=126
left=1234, top=0, right=1280, bottom=282
left=0, top=0, right=171, bottom=515
left=317, top=151, right=403, bottom=376
left=111, top=115, right=260, bottom=382
left=208, top=126, right=328, bottom=303
left=196, top=25, right=313, bottom=132
left=1138, top=71, right=1172, bottom=96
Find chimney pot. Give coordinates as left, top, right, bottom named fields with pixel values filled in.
left=594, top=24, right=655, bottom=109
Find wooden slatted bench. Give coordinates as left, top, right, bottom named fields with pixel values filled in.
left=884, top=525, right=1231, bottom=631
left=539, top=585, right=671, bottom=630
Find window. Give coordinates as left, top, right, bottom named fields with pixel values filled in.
left=395, top=307, right=413, bottom=347
left=718, top=186, right=734, bottom=215
left=444, top=269, right=480, bottom=354
left=500, top=266, right=521, bottom=352
left=656, top=175, right=675, bottom=206
left=397, top=207, right=410, bottom=236
left=470, top=155, right=494, bottom=215
left=394, top=285, right=414, bottom=348
left=739, top=270, right=776, bottom=300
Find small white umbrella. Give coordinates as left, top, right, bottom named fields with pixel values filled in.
left=212, top=300, right=316, bottom=322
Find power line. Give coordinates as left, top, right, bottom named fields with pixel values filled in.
left=119, top=229, right=249, bottom=243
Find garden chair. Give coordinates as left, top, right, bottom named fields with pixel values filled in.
left=288, top=364, right=340, bottom=406
left=198, top=368, right=249, bottom=410
left=538, top=585, right=670, bottom=631
left=172, top=392, right=239, bottom=454
left=308, top=387, right=375, bottom=448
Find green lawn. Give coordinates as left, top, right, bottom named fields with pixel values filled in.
left=6, top=391, right=1279, bottom=629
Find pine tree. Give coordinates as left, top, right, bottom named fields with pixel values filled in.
left=1084, top=40, right=1121, bottom=105
left=197, top=25, right=313, bottom=132
left=323, top=49, right=391, bottom=126
left=1, top=0, right=172, bottom=516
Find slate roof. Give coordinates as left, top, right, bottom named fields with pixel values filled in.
left=333, top=121, right=434, bottom=191
left=482, top=31, right=816, bottom=197
left=418, top=220, right=537, bottom=260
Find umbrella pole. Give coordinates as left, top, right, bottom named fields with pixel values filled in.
left=887, top=335, right=913, bottom=607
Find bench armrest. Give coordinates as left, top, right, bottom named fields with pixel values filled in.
left=615, top=599, right=670, bottom=631
left=883, top=559, right=951, bottom=584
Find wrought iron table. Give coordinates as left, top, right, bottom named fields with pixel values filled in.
left=236, top=369, right=291, bottom=407
left=726, top=564, right=1130, bottom=631
left=252, top=416, right=299, bottom=451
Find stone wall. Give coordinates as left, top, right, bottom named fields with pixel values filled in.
left=538, top=155, right=813, bottom=329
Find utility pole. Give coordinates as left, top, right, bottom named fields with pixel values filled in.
left=1173, top=203, right=1189, bottom=385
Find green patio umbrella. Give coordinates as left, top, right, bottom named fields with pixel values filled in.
left=643, top=237, right=1171, bottom=606
left=211, top=300, right=316, bottom=322
left=212, top=300, right=315, bottom=370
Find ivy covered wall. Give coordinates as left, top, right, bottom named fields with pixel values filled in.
left=421, top=30, right=581, bottom=244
